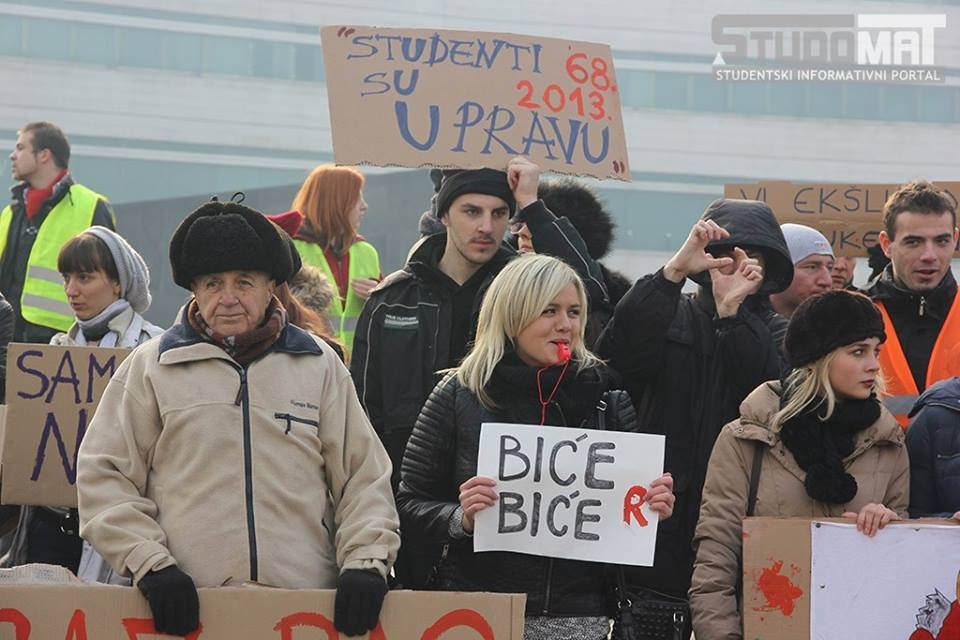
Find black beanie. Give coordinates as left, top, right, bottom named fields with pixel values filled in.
left=783, top=290, right=886, bottom=368
left=169, top=200, right=300, bottom=289
left=435, top=168, right=515, bottom=218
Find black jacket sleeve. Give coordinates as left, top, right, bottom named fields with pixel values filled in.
left=607, top=389, right=639, bottom=433
left=92, top=198, right=117, bottom=231
left=514, top=200, right=609, bottom=308
left=905, top=407, right=950, bottom=518
left=395, top=375, right=461, bottom=543
left=596, top=268, right=683, bottom=384
left=350, top=294, right=382, bottom=435
left=713, top=306, right=780, bottom=401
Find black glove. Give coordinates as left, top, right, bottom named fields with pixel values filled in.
left=136, top=565, right=200, bottom=636
left=334, top=569, right=388, bottom=637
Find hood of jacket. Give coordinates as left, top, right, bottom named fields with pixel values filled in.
left=909, top=375, right=960, bottom=417
left=288, top=263, right=335, bottom=316
left=689, top=199, right=794, bottom=295
left=537, top=178, right=615, bottom=259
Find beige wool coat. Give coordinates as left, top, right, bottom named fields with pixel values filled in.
left=689, top=381, right=909, bottom=640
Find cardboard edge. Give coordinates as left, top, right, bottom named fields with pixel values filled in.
left=511, top=593, right=527, bottom=639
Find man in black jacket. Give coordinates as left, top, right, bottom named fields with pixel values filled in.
left=865, top=180, right=959, bottom=426
left=596, top=199, right=793, bottom=629
left=351, top=156, right=603, bottom=588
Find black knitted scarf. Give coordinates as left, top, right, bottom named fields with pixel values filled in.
left=778, top=396, right=880, bottom=504
left=486, top=350, right=606, bottom=427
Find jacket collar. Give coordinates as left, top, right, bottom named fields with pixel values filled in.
left=404, top=232, right=515, bottom=288
left=11, top=172, right=75, bottom=204
left=866, top=264, right=957, bottom=312
left=158, top=307, right=323, bottom=364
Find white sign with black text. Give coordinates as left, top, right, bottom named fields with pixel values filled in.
left=474, top=422, right=665, bottom=566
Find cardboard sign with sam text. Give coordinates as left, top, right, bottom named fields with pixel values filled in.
left=2, top=343, right=128, bottom=507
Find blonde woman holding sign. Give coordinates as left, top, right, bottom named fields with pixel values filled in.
left=396, top=254, right=675, bottom=640
left=690, top=290, right=909, bottom=640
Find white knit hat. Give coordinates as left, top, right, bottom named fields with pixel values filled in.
left=780, top=223, right=834, bottom=265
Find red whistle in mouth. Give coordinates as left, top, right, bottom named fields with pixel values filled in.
left=556, top=342, right=571, bottom=363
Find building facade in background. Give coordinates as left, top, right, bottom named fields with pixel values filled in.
left=1, top=0, right=958, bottom=321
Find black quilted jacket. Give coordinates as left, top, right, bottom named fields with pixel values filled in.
left=396, top=357, right=638, bottom=616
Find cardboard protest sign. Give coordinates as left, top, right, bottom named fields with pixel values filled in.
left=321, top=26, right=631, bottom=180
left=474, top=422, right=665, bottom=566
left=724, top=181, right=960, bottom=257
left=0, top=583, right=526, bottom=639
left=742, top=517, right=960, bottom=640
left=2, top=344, right=128, bottom=508
left=0, top=405, right=7, bottom=464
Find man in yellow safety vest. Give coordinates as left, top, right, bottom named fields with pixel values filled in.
left=0, top=121, right=116, bottom=344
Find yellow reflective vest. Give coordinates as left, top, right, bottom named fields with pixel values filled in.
left=0, top=184, right=106, bottom=331
left=293, top=238, right=380, bottom=354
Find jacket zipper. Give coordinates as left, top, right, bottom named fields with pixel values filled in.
left=232, top=365, right=258, bottom=582
left=919, top=296, right=927, bottom=317
left=542, top=558, right=555, bottom=614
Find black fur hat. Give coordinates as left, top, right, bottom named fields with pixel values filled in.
left=169, top=199, right=300, bottom=289
left=536, top=178, right=615, bottom=259
left=783, top=290, right=886, bottom=368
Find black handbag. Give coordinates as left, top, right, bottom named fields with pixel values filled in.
left=611, top=569, right=690, bottom=640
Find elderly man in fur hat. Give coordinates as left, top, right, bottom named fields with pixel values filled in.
left=77, top=200, right=399, bottom=637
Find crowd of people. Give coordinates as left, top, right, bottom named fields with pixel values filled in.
left=0, top=120, right=958, bottom=640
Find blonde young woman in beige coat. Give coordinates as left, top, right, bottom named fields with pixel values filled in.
left=690, top=290, right=909, bottom=640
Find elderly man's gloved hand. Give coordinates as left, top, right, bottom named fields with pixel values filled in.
left=136, top=565, right=200, bottom=636
left=334, top=569, right=388, bottom=636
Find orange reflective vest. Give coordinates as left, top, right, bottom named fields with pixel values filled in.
left=876, top=295, right=960, bottom=427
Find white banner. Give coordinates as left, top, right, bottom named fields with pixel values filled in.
left=810, top=521, right=960, bottom=639
left=474, top=422, right=665, bottom=566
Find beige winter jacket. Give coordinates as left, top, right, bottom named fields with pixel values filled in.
left=689, top=382, right=909, bottom=640
left=77, top=322, right=400, bottom=588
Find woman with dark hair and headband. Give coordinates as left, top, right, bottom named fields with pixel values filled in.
left=1, top=226, right=163, bottom=577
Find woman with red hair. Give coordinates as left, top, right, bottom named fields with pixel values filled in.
left=292, top=165, right=381, bottom=357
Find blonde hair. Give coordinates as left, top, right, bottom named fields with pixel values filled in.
left=455, top=254, right=602, bottom=409
left=771, top=346, right=886, bottom=431
left=292, top=164, right=365, bottom=250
